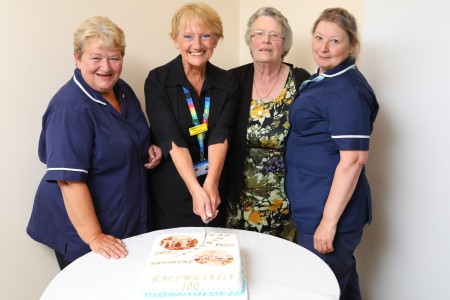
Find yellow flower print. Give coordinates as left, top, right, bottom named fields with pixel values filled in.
left=250, top=100, right=270, bottom=119
left=250, top=102, right=263, bottom=118
left=269, top=198, right=283, bottom=211
left=244, top=206, right=253, bottom=212
left=261, top=136, right=279, bottom=148
left=281, top=207, right=290, bottom=215
left=245, top=209, right=268, bottom=227
left=275, top=89, right=287, bottom=104
left=248, top=211, right=263, bottom=225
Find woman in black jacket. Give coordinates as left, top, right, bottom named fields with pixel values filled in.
left=225, top=7, right=310, bottom=241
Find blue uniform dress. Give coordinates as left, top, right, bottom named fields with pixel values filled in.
left=285, top=58, right=378, bottom=299
left=27, top=68, right=150, bottom=261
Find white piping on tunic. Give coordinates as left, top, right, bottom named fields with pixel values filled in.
left=321, top=64, right=356, bottom=78
left=332, top=135, right=370, bottom=139
left=72, top=75, right=107, bottom=106
left=47, top=167, right=89, bottom=173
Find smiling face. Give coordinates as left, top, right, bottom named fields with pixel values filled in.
left=250, top=16, right=284, bottom=64
left=312, top=21, right=355, bottom=74
left=75, top=37, right=122, bottom=96
left=174, top=17, right=217, bottom=72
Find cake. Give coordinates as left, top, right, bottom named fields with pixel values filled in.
left=138, top=232, right=247, bottom=299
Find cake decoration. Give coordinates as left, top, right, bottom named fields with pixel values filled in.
left=138, top=232, right=247, bottom=299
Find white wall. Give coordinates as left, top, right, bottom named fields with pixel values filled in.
left=0, top=1, right=239, bottom=299
left=1, top=0, right=448, bottom=299
left=356, top=1, right=450, bottom=299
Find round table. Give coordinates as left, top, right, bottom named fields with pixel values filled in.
left=41, top=227, right=340, bottom=299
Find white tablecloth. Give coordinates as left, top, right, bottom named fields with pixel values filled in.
left=41, top=227, right=340, bottom=300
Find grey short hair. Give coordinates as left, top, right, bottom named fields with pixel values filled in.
left=244, top=7, right=293, bottom=59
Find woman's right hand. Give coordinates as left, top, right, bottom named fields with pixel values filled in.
left=191, top=185, right=218, bottom=223
left=144, top=144, right=163, bottom=169
left=88, top=232, right=128, bottom=259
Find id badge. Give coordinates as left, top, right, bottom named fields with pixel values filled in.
left=189, top=123, right=208, bottom=136
left=194, top=160, right=209, bottom=177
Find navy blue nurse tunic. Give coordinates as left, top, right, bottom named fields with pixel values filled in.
left=27, top=69, right=150, bottom=261
left=285, top=58, right=379, bottom=234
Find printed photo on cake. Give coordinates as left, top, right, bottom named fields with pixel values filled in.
left=159, top=235, right=198, bottom=250
left=194, top=250, right=234, bottom=266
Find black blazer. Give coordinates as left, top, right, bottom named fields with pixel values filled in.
left=224, top=62, right=310, bottom=203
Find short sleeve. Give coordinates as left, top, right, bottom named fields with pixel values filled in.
left=327, top=81, right=374, bottom=151
left=42, top=106, right=93, bottom=182
left=207, top=74, right=239, bottom=145
left=144, top=70, right=188, bottom=158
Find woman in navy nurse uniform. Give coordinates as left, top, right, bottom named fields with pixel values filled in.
left=285, top=8, right=379, bottom=299
left=26, top=16, right=161, bottom=270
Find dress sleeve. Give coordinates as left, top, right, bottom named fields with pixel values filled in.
left=207, top=74, right=239, bottom=145
left=144, top=70, right=187, bottom=158
left=327, top=79, right=375, bottom=151
left=43, top=105, right=93, bottom=182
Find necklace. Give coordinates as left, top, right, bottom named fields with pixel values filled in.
left=253, top=65, right=282, bottom=115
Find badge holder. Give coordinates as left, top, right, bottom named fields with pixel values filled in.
left=194, top=159, right=209, bottom=177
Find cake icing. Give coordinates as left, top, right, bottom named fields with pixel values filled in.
left=138, top=232, right=246, bottom=299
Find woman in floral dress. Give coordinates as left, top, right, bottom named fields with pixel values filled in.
left=225, top=7, right=309, bottom=241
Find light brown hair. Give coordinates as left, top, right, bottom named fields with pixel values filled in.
left=312, top=7, right=360, bottom=60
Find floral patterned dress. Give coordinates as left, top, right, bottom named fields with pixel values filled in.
left=227, top=70, right=296, bottom=241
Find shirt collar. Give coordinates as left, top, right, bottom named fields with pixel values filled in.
left=72, top=68, right=125, bottom=107
left=72, top=68, right=107, bottom=105
left=313, top=57, right=356, bottom=79
left=165, top=55, right=227, bottom=93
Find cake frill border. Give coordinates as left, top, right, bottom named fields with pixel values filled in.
left=142, top=277, right=247, bottom=298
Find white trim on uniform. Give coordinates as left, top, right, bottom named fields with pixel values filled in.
left=322, top=64, right=356, bottom=78
left=47, top=167, right=89, bottom=173
left=72, top=75, right=107, bottom=106
left=331, top=135, right=370, bottom=139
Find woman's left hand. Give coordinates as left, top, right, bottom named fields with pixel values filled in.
left=145, top=144, right=162, bottom=169
left=313, top=150, right=368, bottom=254
left=203, top=181, right=221, bottom=211
left=191, top=185, right=219, bottom=222
left=313, top=220, right=337, bottom=254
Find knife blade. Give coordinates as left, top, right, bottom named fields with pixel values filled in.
left=200, top=216, right=210, bottom=246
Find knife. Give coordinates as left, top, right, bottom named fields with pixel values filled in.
left=200, top=216, right=210, bottom=246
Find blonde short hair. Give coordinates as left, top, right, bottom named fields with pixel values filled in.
left=73, top=16, right=126, bottom=58
left=170, top=3, right=223, bottom=41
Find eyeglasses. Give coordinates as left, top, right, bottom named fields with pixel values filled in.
left=181, top=33, right=213, bottom=42
left=251, top=30, right=284, bottom=41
